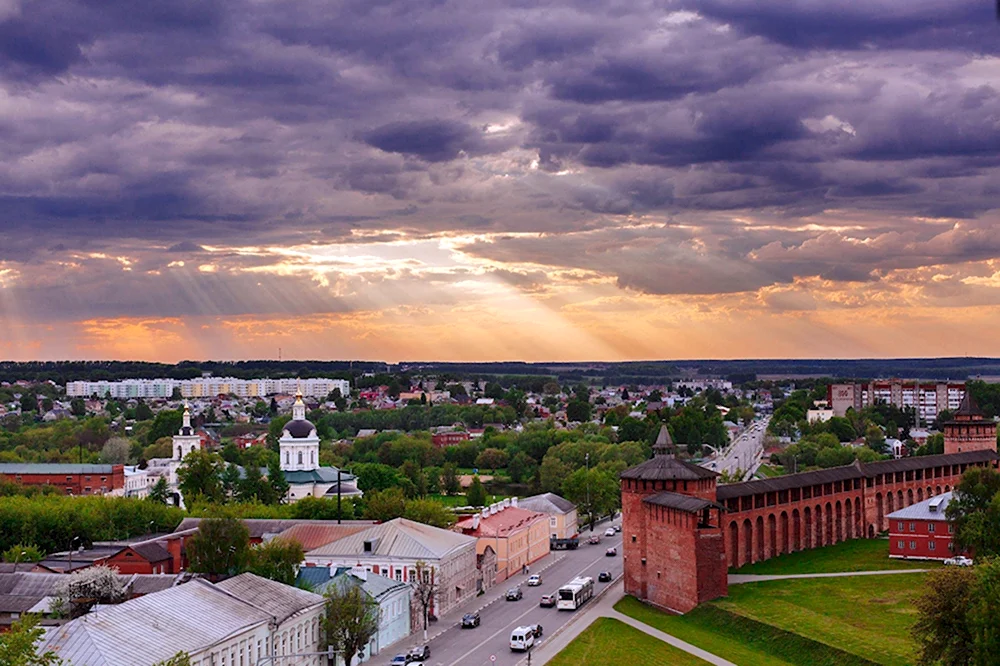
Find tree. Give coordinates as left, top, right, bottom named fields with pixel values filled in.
left=19, top=393, right=37, bottom=415
left=475, top=448, right=508, bottom=472
left=864, top=424, right=886, bottom=454
left=466, top=475, right=487, bottom=507
left=412, top=561, right=436, bottom=640
left=507, top=451, right=537, bottom=484
left=441, top=462, right=460, bottom=496
left=562, top=467, right=620, bottom=531
left=52, top=565, right=125, bottom=618
left=155, top=652, right=191, bottom=666
left=220, top=463, right=242, bottom=500
left=69, top=398, right=86, bottom=417
left=362, top=488, right=407, bottom=522
left=946, top=466, right=1000, bottom=558
left=99, top=437, right=131, bottom=464
left=2, top=544, right=44, bottom=563
left=289, top=496, right=355, bottom=521
left=247, top=538, right=304, bottom=585
left=566, top=399, right=591, bottom=423
left=177, top=450, right=225, bottom=503
left=238, top=464, right=276, bottom=505
left=403, top=499, right=456, bottom=528
left=186, top=516, right=251, bottom=580
left=135, top=399, right=154, bottom=422
left=267, top=457, right=289, bottom=503
left=0, top=614, right=64, bottom=666
left=323, top=583, right=381, bottom=666
left=148, top=477, right=171, bottom=504
left=352, top=463, right=401, bottom=493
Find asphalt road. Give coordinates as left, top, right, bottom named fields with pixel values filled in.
left=704, top=416, right=770, bottom=480
left=397, top=526, right=625, bottom=666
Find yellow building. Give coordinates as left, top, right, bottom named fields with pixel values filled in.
left=453, top=499, right=550, bottom=582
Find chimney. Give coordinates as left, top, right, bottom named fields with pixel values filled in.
left=502, top=498, right=511, bottom=509
left=511, top=497, right=518, bottom=508
left=472, top=515, right=480, bottom=530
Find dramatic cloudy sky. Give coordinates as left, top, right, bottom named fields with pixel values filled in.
left=2, top=0, right=1000, bottom=362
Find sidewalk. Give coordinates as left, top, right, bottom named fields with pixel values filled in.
left=524, top=579, right=735, bottom=666
left=729, top=568, right=930, bottom=584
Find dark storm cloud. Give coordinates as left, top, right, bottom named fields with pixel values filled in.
left=3, top=0, right=1000, bottom=320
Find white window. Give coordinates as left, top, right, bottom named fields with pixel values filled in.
left=897, top=540, right=904, bottom=549
left=910, top=541, right=916, bottom=550
left=396, top=569, right=403, bottom=581
left=929, top=541, right=936, bottom=551
left=928, top=523, right=935, bottom=533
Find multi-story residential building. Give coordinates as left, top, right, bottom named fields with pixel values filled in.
left=66, top=376, right=350, bottom=399
left=516, top=493, right=578, bottom=541
left=40, top=573, right=326, bottom=666
left=0, top=463, right=124, bottom=496
left=452, top=500, right=550, bottom=582
left=303, top=518, right=478, bottom=627
left=887, top=492, right=958, bottom=560
left=828, top=381, right=965, bottom=423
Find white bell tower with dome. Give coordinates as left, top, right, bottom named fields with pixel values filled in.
left=279, top=391, right=320, bottom=472
left=172, top=403, right=201, bottom=461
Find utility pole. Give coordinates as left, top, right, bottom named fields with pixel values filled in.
left=337, top=468, right=342, bottom=524
left=585, top=453, right=591, bottom=529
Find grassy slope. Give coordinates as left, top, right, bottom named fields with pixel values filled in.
left=731, top=538, right=937, bottom=575
left=547, top=617, right=710, bottom=666
left=616, top=573, right=924, bottom=666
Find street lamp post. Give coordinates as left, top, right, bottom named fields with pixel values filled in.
left=585, top=453, right=591, bottom=530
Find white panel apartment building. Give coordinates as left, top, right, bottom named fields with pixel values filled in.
left=66, top=377, right=350, bottom=399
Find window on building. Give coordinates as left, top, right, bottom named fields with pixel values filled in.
left=396, top=570, right=403, bottom=581
left=910, top=541, right=916, bottom=550
left=909, top=522, right=915, bottom=532
left=928, top=523, right=935, bottom=533
left=929, top=541, right=936, bottom=551
left=949, top=524, right=955, bottom=534
left=298, top=452, right=303, bottom=465
left=897, top=540, right=904, bottom=549
left=897, top=522, right=904, bottom=531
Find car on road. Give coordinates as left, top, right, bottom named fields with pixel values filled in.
left=606, top=547, right=617, bottom=557
left=598, top=571, right=613, bottom=582
left=539, top=593, right=556, bottom=607
left=461, top=612, right=480, bottom=628
left=604, top=527, right=616, bottom=537
left=527, top=574, right=542, bottom=586
left=506, top=587, right=523, bottom=601
left=945, top=555, right=974, bottom=567
left=389, top=656, right=407, bottom=666
left=406, top=646, right=430, bottom=662
left=510, top=626, right=536, bottom=652
left=589, top=534, right=601, bottom=544
left=614, top=524, right=621, bottom=532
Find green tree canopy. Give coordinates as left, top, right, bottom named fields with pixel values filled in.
left=0, top=614, right=63, bottom=666
left=186, top=516, right=251, bottom=579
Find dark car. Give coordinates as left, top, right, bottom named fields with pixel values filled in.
left=461, top=612, right=481, bottom=628
left=539, top=593, right=556, bottom=608
left=606, top=547, right=617, bottom=557
left=506, top=587, right=523, bottom=601
left=406, top=645, right=430, bottom=662
left=598, top=571, right=613, bottom=582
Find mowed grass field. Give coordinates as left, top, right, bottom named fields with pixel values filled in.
left=616, top=572, right=925, bottom=666
left=731, top=538, right=937, bottom=575
left=547, top=617, right=710, bottom=666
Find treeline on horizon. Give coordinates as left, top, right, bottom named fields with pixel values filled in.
left=4, top=357, right=1000, bottom=385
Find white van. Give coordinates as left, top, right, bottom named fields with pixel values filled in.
left=509, top=626, right=536, bottom=652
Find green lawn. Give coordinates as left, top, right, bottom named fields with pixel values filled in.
left=755, top=464, right=783, bottom=478
left=548, top=617, right=710, bottom=666
left=731, top=538, right=937, bottom=575
left=616, top=572, right=925, bottom=665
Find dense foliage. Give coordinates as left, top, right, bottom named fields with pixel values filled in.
left=946, top=466, right=1000, bottom=559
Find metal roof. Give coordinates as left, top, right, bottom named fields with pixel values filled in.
left=276, top=523, right=372, bottom=551
left=454, top=507, right=548, bottom=538
left=716, top=450, right=999, bottom=500
left=620, top=454, right=718, bottom=481
left=216, top=573, right=324, bottom=624
left=174, top=518, right=374, bottom=539
left=0, top=572, right=181, bottom=615
left=516, top=493, right=576, bottom=515
left=40, top=579, right=272, bottom=666
left=306, top=518, right=476, bottom=561
left=642, top=491, right=724, bottom=514
left=887, top=491, right=955, bottom=521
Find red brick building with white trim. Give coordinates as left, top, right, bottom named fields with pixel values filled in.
left=0, top=463, right=125, bottom=496
left=887, top=492, right=958, bottom=561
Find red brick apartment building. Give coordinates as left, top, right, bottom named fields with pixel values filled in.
left=622, top=411, right=998, bottom=613
left=0, top=463, right=125, bottom=495
left=887, top=492, right=958, bottom=560
left=432, top=431, right=470, bottom=447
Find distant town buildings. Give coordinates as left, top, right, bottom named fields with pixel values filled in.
left=0, top=463, right=124, bottom=496
left=827, top=381, right=965, bottom=423
left=453, top=499, right=551, bottom=582
left=279, top=392, right=362, bottom=503
left=66, top=376, right=350, bottom=399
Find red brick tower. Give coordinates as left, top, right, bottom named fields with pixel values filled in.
left=944, top=392, right=997, bottom=455
left=620, top=426, right=727, bottom=613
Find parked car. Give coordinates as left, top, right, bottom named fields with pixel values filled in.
left=604, top=527, right=616, bottom=537
left=506, top=587, right=523, bottom=601
left=589, top=534, right=601, bottom=544
left=606, top=547, right=617, bottom=557
left=614, top=524, right=621, bottom=533
left=539, top=593, right=556, bottom=608
left=598, top=571, right=613, bottom=582
left=389, top=656, right=408, bottom=666
left=527, top=574, right=542, bottom=586
left=461, top=612, right=480, bottom=628
left=945, top=555, right=974, bottom=567
left=406, top=646, right=430, bottom=662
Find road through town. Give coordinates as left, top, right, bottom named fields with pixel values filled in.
left=703, top=416, right=770, bottom=481
left=399, top=526, right=625, bottom=666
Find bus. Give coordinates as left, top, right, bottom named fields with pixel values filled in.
left=557, top=576, right=594, bottom=610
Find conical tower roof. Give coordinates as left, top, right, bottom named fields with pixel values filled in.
left=954, top=390, right=984, bottom=419
left=621, top=424, right=717, bottom=481
left=652, top=424, right=674, bottom=456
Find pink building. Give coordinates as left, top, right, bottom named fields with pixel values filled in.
left=453, top=500, right=550, bottom=582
